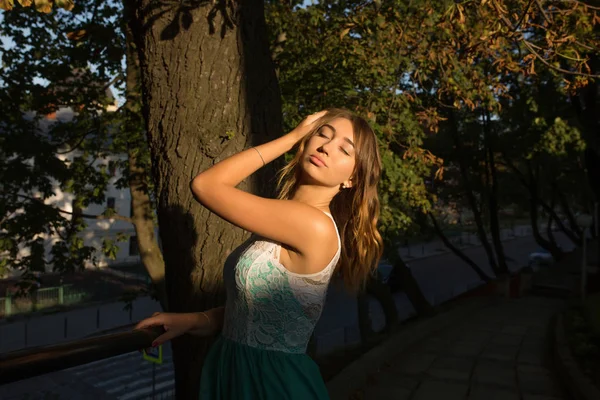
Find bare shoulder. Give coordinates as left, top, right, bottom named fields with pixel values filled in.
left=279, top=208, right=340, bottom=275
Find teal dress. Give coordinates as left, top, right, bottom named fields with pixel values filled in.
left=200, top=213, right=341, bottom=399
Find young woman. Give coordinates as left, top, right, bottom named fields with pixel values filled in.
left=135, top=108, right=383, bottom=399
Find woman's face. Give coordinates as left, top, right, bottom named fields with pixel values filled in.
left=300, top=117, right=356, bottom=189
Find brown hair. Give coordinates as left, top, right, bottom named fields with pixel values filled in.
left=276, top=108, right=383, bottom=292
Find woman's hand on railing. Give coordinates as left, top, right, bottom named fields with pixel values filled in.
left=134, top=312, right=200, bottom=347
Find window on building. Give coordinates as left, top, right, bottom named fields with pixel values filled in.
left=107, top=197, right=116, bottom=210
left=108, top=162, right=117, bottom=177
left=129, top=236, right=139, bottom=256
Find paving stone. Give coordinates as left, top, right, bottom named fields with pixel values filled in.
left=481, top=344, right=519, bottom=362
left=490, top=333, right=524, bottom=346
left=471, top=360, right=517, bottom=389
left=364, top=384, right=412, bottom=400
left=391, top=352, right=437, bottom=375
left=371, top=372, right=420, bottom=391
left=420, top=338, right=448, bottom=354
left=412, top=380, right=468, bottom=400
left=521, top=337, right=547, bottom=354
left=501, top=325, right=529, bottom=335
left=517, top=364, right=552, bottom=376
left=518, top=370, right=564, bottom=396
left=438, top=329, right=466, bottom=342
left=463, top=321, right=499, bottom=332
left=457, top=330, right=494, bottom=345
left=444, top=340, right=486, bottom=357
left=468, top=384, right=519, bottom=400
left=522, top=395, right=564, bottom=400
left=517, top=350, right=545, bottom=366
left=427, top=356, right=474, bottom=381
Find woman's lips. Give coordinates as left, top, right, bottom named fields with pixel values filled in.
left=309, top=155, right=327, bottom=167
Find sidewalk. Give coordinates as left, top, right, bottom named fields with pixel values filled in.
left=340, top=296, right=569, bottom=400
left=398, top=224, right=549, bottom=261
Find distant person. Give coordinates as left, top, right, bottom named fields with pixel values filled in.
left=135, top=109, right=383, bottom=399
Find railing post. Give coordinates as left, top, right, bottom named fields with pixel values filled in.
left=5, top=290, right=11, bottom=317
left=31, top=289, right=37, bottom=312
left=58, top=285, right=64, bottom=305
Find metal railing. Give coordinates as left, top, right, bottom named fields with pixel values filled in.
left=0, top=326, right=163, bottom=385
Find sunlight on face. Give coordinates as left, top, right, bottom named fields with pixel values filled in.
left=300, top=118, right=356, bottom=188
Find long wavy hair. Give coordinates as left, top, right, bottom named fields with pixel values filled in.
left=276, top=108, right=383, bottom=292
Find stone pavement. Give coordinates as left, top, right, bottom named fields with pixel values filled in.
left=353, top=296, right=570, bottom=400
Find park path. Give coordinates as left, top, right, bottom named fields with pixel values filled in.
left=351, top=295, right=569, bottom=400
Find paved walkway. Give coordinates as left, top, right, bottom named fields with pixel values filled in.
left=353, top=296, right=569, bottom=400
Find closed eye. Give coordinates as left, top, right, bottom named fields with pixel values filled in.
left=340, top=147, right=350, bottom=155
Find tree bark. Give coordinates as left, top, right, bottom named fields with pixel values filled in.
left=483, top=110, right=509, bottom=275
left=124, top=22, right=168, bottom=310
left=127, top=1, right=283, bottom=397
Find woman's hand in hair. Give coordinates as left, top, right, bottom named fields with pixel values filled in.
left=291, top=110, right=328, bottom=141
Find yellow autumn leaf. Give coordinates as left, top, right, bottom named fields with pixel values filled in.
left=0, top=0, right=15, bottom=11
left=17, top=0, right=32, bottom=6
left=34, top=0, right=52, bottom=13
left=55, top=0, right=74, bottom=11
left=457, top=5, right=465, bottom=25
left=340, top=27, right=350, bottom=40
left=66, top=29, right=87, bottom=41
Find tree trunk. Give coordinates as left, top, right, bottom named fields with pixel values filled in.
left=365, top=274, right=399, bottom=331
left=428, top=213, right=491, bottom=282
left=128, top=147, right=168, bottom=308
left=483, top=110, right=509, bottom=275
left=448, top=106, right=501, bottom=276
left=527, top=165, right=562, bottom=260
left=545, top=186, right=564, bottom=261
left=127, top=1, right=283, bottom=398
left=555, top=182, right=583, bottom=240
left=388, top=258, right=434, bottom=316
left=570, top=53, right=600, bottom=266
left=503, top=157, right=580, bottom=246
left=357, top=291, right=373, bottom=345
left=539, top=199, right=580, bottom=246
left=124, top=23, right=168, bottom=310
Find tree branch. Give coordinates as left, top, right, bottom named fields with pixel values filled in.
left=521, top=39, right=600, bottom=78
left=59, top=208, right=133, bottom=223
left=17, top=194, right=133, bottom=223
left=554, top=0, right=600, bottom=11
left=516, top=0, right=536, bottom=31
left=534, top=0, right=552, bottom=25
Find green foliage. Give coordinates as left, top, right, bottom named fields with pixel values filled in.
left=266, top=0, right=598, bottom=251
left=0, top=1, right=153, bottom=284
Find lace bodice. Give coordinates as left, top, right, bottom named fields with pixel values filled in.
left=221, top=213, right=341, bottom=354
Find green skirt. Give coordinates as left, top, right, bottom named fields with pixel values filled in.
left=199, top=336, right=329, bottom=400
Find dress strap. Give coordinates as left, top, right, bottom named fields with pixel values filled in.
left=322, top=212, right=341, bottom=257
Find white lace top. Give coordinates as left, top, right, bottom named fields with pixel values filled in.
left=221, top=212, right=341, bottom=354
